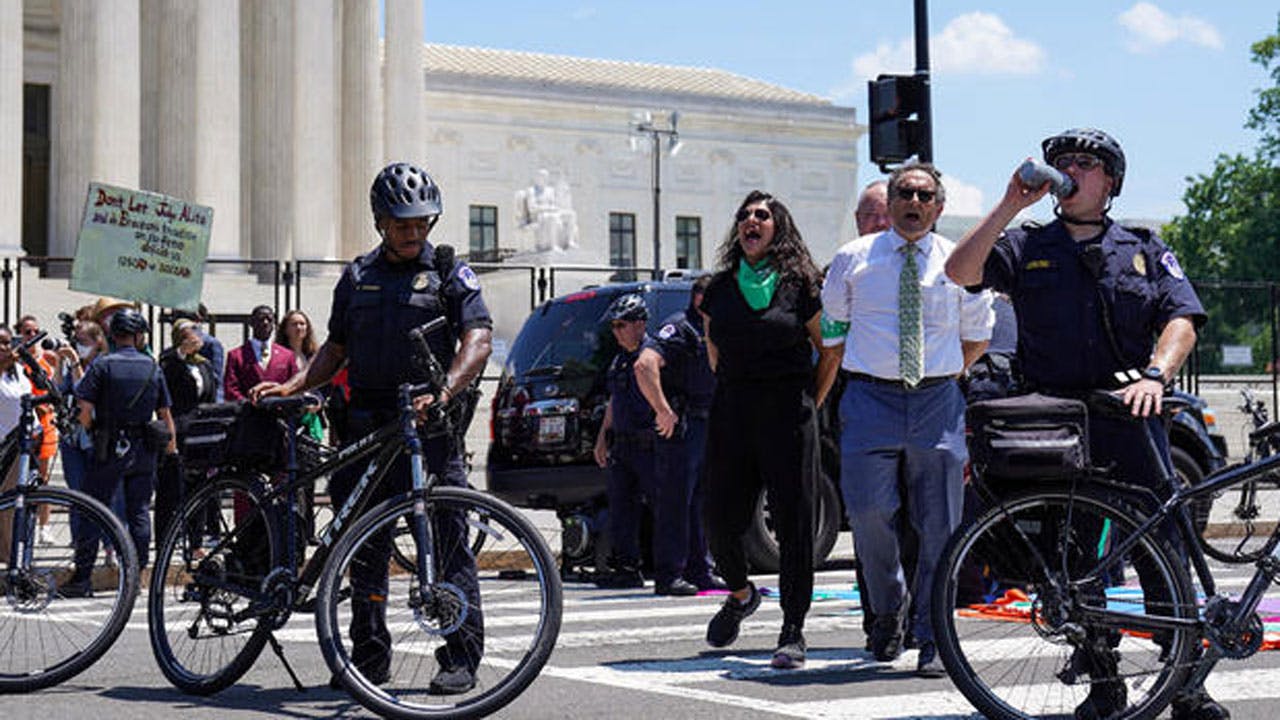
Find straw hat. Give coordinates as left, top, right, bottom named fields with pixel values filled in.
left=92, top=296, right=135, bottom=321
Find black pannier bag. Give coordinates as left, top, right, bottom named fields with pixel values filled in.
left=967, top=392, right=1090, bottom=482
left=180, top=402, right=285, bottom=471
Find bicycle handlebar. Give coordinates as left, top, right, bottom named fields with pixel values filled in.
left=256, top=392, right=324, bottom=417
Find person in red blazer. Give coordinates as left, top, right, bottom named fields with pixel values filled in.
left=224, top=305, right=298, bottom=401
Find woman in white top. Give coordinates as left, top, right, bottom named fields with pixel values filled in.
left=0, top=324, right=34, bottom=558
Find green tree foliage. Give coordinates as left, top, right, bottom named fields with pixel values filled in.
left=1163, top=16, right=1280, bottom=372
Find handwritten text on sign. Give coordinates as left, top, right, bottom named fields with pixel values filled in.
left=71, top=183, right=213, bottom=311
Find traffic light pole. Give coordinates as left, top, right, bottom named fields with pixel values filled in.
left=913, top=0, right=933, bottom=163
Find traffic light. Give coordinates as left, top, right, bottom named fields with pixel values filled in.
left=868, top=74, right=930, bottom=169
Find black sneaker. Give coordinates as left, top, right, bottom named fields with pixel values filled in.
left=1072, top=647, right=1126, bottom=720
left=328, top=665, right=390, bottom=690
left=915, top=642, right=945, bottom=678
left=868, top=615, right=903, bottom=662
left=706, top=583, right=760, bottom=648
left=1171, top=689, right=1230, bottom=720
left=654, top=578, right=699, bottom=597
left=770, top=624, right=806, bottom=669
left=57, top=580, right=94, bottom=599
left=428, top=664, right=476, bottom=695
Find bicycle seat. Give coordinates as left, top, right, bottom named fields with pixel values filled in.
left=255, top=393, right=322, bottom=418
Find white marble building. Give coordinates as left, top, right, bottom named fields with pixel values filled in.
left=8, top=0, right=861, bottom=275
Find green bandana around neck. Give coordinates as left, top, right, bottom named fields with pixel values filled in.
left=737, top=257, right=779, bottom=311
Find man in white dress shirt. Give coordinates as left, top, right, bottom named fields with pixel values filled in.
left=819, top=163, right=993, bottom=677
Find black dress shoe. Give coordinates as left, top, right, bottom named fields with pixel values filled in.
left=655, top=578, right=698, bottom=596
left=594, top=567, right=645, bottom=589
left=689, top=574, right=729, bottom=591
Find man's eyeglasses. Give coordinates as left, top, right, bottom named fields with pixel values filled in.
left=894, top=188, right=937, bottom=203
left=735, top=208, right=772, bottom=223
left=1052, top=154, right=1104, bottom=172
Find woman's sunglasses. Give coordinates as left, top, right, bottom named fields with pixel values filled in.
left=735, top=208, right=772, bottom=223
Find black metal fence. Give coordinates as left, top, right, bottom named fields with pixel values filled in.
left=1, top=256, right=658, bottom=363
left=4, top=256, right=1275, bottom=406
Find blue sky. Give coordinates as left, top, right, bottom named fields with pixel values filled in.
left=422, top=1, right=1275, bottom=222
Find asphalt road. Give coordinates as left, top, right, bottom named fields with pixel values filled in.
left=4, top=544, right=1280, bottom=720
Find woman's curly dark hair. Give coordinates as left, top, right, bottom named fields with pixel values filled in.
left=715, top=190, right=821, bottom=294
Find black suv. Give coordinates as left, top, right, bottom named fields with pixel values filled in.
left=486, top=279, right=845, bottom=576
left=487, top=280, right=1227, bottom=575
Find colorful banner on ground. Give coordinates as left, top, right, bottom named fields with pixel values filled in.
left=70, top=182, right=212, bottom=312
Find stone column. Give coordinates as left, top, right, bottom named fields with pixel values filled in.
left=52, top=0, right=141, bottom=258
left=383, top=0, right=424, bottom=164
left=290, top=0, right=337, bottom=261
left=241, top=1, right=292, bottom=261
left=0, top=0, right=22, bottom=255
left=339, top=0, right=382, bottom=260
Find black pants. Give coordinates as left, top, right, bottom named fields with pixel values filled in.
left=330, top=406, right=482, bottom=675
left=704, top=378, right=816, bottom=629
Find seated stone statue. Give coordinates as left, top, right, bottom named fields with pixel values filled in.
left=516, top=169, right=579, bottom=252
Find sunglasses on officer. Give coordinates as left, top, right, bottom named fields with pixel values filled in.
left=735, top=208, right=772, bottom=223
left=1051, top=153, right=1104, bottom=172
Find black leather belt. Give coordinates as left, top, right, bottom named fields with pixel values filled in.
left=841, top=370, right=953, bottom=390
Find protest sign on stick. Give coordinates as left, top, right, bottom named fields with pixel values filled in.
left=70, top=182, right=213, bottom=312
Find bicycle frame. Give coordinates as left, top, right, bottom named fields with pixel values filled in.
left=192, top=380, right=442, bottom=618
left=4, top=394, right=56, bottom=577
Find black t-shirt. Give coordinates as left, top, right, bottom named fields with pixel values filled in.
left=701, top=271, right=821, bottom=383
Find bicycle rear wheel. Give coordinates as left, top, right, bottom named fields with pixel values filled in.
left=317, top=487, right=562, bottom=720
left=0, top=487, right=139, bottom=692
left=932, top=487, right=1197, bottom=720
left=148, top=474, right=280, bottom=695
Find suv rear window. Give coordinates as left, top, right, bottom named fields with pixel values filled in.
left=506, top=292, right=615, bottom=379
left=504, top=285, right=693, bottom=380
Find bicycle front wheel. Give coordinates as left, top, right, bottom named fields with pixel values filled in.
left=1197, top=475, right=1276, bottom=564
left=148, top=474, right=280, bottom=695
left=316, top=487, right=562, bottom=720
left=932, top=487, right=1197, bottom=720
left=0, top=487, right=139, bottom=692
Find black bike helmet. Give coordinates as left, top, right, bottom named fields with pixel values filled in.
left=109, top=308, right=149, bottom=336
left=370, top=162, right=443, bottom=220
left=606, top=293, right=649, bottom=322
left=1042, top=128, right=1126, bottom=197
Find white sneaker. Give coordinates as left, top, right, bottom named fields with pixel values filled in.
left=36, top=526, right=53, bottom=546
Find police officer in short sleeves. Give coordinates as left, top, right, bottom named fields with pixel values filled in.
left=253, top=162, right=493, bottom=695
left=946, top=129, right=1222, bottom=720
left=72, top=309, right=176, bottom=594
left=651, top=275, right=723, bottom=591
left=592, top=294, right=664, bottom=590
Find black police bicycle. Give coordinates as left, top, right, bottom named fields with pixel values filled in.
left=931, top=389, right=1280, bottom=719
left=0, top=333, right=140, bottom=692
left=147, top=319, right=562, bottom=719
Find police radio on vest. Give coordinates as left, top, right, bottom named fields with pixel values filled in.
left=1018, top=158, right=1076, bottom=198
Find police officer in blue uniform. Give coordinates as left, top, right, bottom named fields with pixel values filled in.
left=592, top=294, right=672, bottom=590
left=651, top=276, right=723, bottom=591
left=253, top=161, right=493, bottom=695
left=946, top=128, right=1224, bottom=720
left=70, top=309, right=176, bottom=595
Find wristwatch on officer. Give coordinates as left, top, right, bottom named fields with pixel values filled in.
left=1141, top=366, right=1166, bottom=384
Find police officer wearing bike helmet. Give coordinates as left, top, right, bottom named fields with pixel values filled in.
left=253, top=161, right=493, bottom=694
left=946, top=129, right=1221, bottom=720
left=593, top=294, right=658, bottom=589
left=71, top=308, right=176, bottom=595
